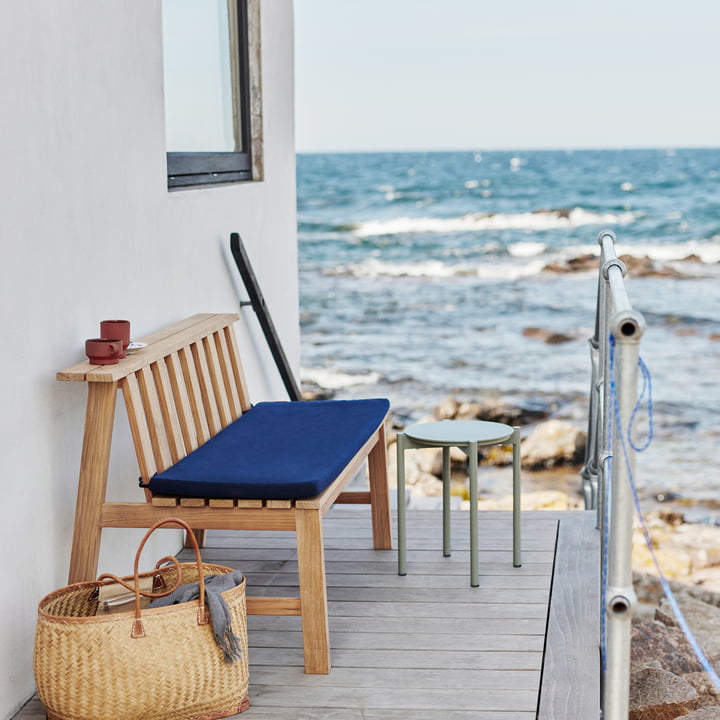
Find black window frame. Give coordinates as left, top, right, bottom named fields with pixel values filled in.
left=166, top=0, right=254, bottom=188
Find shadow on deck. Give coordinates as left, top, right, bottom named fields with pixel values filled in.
left=16, top=508, right=599, bottom=720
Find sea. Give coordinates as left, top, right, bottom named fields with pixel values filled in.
left=296, top=149, right=720, bottom=519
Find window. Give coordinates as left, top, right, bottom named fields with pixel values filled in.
left=162, top=0, right=262, bottom=188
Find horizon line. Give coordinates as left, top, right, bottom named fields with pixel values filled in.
left=295, top=145, right=720, bottom=155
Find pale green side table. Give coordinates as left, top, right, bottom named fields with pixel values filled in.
left=397, top=419, right=522, bottom=587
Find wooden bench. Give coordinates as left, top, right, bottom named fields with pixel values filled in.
left=57, top=313, right=392, bottom=674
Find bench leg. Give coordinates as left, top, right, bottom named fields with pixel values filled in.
left=185, top=529, right=206, bottom=548
left=68, top=382, right=117, bottom=583
left=296, top=507, right=330, bottom=674
left=368, top=423, right=392, bottom=550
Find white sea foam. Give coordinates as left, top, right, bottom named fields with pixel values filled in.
left=616, top=240, right=720, bottom=265
left=328, top=258, right=466, bottom=279
left=323, top=237, right=720, bottom=283
left=352, top=207, right=637, bottom=237
left=328, top=256, right=554, bottom=281
left=301, top=367, right=382, bottom=390
left=508, top=241, right=547, bottom=257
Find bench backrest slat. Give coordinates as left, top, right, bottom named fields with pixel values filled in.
left=214, top=328, right=242, bottom=420
left=190, top=340, right=222, bottom=437
left=178, top=344, right=213, bottom=447
left=166, top=350, right=200, bottom=454
left=224, top=325, right=252, bottom=414
left=138, top=365, right=174, bottom=473
left=150, top=358, right=186, bottom=464
left=122, top=373, right=159, bottom=481
left=203, top=334, right=233, bottom=428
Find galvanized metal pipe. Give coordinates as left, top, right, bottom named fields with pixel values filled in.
left=589, top=230, right=646, bottom=720
left=603, top=309, right=644, bottom=720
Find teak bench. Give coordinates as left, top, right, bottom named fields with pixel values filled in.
left=57, top=313, right=392, bottom=674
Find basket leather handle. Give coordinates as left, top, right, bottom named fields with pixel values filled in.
left=100, top=518, right=208, bottom=638
left=98, top=555, right=183, bottom=598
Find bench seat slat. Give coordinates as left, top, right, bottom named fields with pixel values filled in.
left=151, top=495, right=179, bottom=507
left=208, top=498, right=235, bottom=508
left=179, top=497, right=207, bottom=507
left=237, top=499, right=264, bottom=508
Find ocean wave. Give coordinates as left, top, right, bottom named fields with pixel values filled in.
left=351, top=207, right=637, bottom=237
left=508, top=241, right=548, bottom=257
left=301, top=366, right=382, bottom=390
left=325, top=258, right=470, bottom=279
left=324, top=256, right=551, bottom=281
left=616, top=240, right=720, bottom=265
left=318, top=239, right=720, bottom=282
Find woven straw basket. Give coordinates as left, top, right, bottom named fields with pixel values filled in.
left=33, top=518, right=249, bottom=720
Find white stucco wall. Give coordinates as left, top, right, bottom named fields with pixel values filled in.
left=0, top=2, right=297, bottom=716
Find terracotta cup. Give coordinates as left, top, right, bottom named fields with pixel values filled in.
left=100, top=320, right=130, bottom=358
left=85, top=338, right=123, bottom=365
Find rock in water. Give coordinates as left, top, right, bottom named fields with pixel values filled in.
left=520, top=419, right=585, bottom=469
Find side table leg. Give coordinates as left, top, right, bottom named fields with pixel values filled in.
left=468, top=441, right=479, bottom=587
left=442, top=446, right=451, bottom=557
left=512, top=426, right=522, bottom=567
left=397, top=433, right=407, bottom=576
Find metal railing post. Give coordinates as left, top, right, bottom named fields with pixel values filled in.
left=603, top=307, right=644, bottom=720
left=583, top=231, right=647, bottom=719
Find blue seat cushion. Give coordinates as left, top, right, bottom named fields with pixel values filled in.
left=145, top=399, right=389, bottom=500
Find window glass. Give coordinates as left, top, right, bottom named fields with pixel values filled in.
left=162, top=0, right=261, bottom=187
left=162, top=0, right=237, bottom=152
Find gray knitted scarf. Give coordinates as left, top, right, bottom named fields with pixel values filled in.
left=149, top=570, right=244, bottom=664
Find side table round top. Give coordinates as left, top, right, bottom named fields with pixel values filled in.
left=404, top=419, right=515, bottom=446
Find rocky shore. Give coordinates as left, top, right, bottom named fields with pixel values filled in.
left=632, top=570, right=720, bottom=718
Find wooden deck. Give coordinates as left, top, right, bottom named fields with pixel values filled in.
left=17, top=507, right=599, bottom=720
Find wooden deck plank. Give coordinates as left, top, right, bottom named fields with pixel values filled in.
left=242, top=570, right=552, bottom=589
left=247, top=615, right=548, bottom=635
left=537, top=511, right=601, bottom=718
left=249, top=665, right=541, bottom=689
left=19, top=508, right=599, bottom=720
left=254, top=586, right=551, bottom=604
left=247, top=684, right=539, bottom=711
left=234, top=558, right=555, bottom=575
left=248, top=630, right=546, bottom=652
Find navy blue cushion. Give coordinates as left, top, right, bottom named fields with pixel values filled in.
left=146, top=399, right=389, bottom=500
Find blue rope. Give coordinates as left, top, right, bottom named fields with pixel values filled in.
left=628, top=355, right=653, bottom=452
left=607, top=334, right=720, bottom=691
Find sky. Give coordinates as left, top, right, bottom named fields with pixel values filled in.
left=293, top=0, right=720, bottom=152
